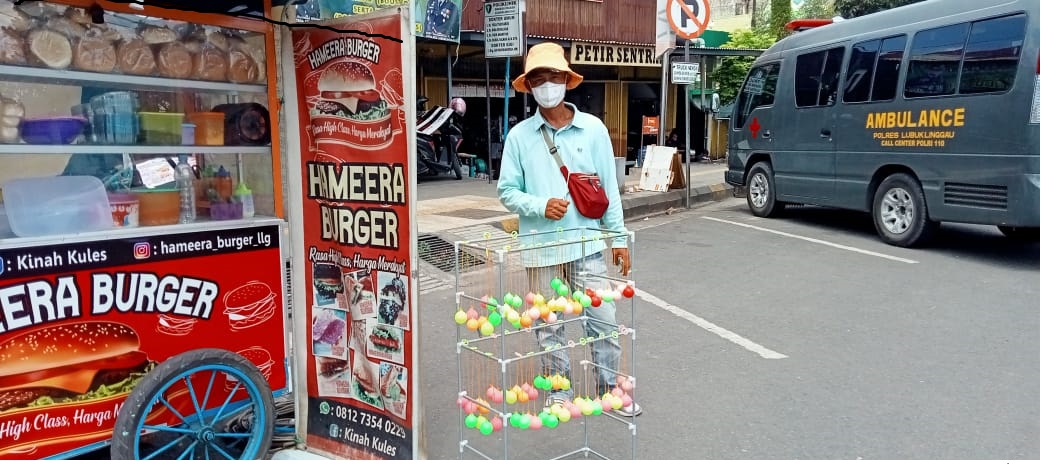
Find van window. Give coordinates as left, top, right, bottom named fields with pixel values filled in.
left=844, top=40, right=878, bottom=102
left=734, top=63, right=780, bottom=129
left=871, top=36, right=906, bottom=100
left=795, top=47, right=844, bottom=107
left=960, top=14, right=1026, bottom=94
left=905, top=22, right=970, bottom=97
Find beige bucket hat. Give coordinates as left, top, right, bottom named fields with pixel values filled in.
left=511, top=42, right=584, bottom=93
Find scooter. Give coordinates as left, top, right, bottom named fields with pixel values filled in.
left=416, top=98, right=463, bottom=180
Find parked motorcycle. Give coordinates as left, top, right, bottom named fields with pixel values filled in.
left=416, top=98, right=463, bottom=180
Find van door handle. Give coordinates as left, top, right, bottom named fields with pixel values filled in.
left=762, top=130, right=772, bottom=139
left=819, top=129, right=832, bottom=138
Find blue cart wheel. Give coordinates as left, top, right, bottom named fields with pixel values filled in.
left=110, top=348, right=275, bottom=460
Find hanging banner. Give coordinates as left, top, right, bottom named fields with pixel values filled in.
left=300, top=0, right=462, bottom=43
left=292, top=8, right=416, bottom=460
left=0, top=224, right=287, bottom=459
left=570, top=42, right=663, bottom=67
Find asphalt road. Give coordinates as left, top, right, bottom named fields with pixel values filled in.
left=416, top=197, right=1039, bottom=460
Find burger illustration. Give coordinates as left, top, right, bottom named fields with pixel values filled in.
left=0, top=322, right=154, bottom=413
left=157, top=313, right=198, bottom=336
left=224, top=281, right=277, bottom=331
left=226, top=347, right=274, bottom=391
left=314, top=61, right=390, bottom=123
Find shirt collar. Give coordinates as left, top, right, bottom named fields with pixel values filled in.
left=532, top=102, right=581, bottom=133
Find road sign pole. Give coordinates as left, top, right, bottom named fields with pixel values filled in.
left=659, top=51, right=669, bottom=146
left=684, top=40, right=691, bottom=209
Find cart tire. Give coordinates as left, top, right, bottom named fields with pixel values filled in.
left=111, top=348, right=275, bottom=460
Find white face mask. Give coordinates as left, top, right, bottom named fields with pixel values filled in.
left=531, top=82, right=566, bottom=108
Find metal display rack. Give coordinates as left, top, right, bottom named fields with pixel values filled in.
left=453, top=227, right=638, bottom=460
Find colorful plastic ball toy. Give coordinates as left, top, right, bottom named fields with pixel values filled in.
left=557, top=285, right=570, bottom=297
left=487, top=297, right=499, bottom=310
left=550, top=278, right=563, bottom=289
left=487, top=311, right=502, bottom=326
left=466, top=307, right=479, bottom=320
left=529, top=416, right=542, bottom=430
left=464, top=414, right=479, bottom=428
left=622, top=285, right=635, bottom=298
left=466, top=318, right=480, bottom=331
left=479, top=420, right=494, bottom=435
left=454, top=309, right=468, bottom=324
left=491, top=417, right=503, bottom=431
left=479, top=321, right=494, bottom=336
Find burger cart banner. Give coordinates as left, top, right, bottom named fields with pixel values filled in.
left=298, top=0, right=462, bottom=43
left=291, top=8, right=416, bottom=460
left=0, top=224, right=286, bottom=459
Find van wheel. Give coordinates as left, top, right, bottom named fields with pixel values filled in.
left=872, top=174, right=937, bottom=247
left=745, top=161, right=784, bottom=217
left=997, top=226, right=1039, bottom=241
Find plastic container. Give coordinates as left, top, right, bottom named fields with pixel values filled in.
left=234, top=182, right=255, bottom=218
left=181, top=123, right=196, bottom=145
left=107, top=193, right=140, bottom=227
left=215, top=165, right=233, bottom=201
left=139, top=112, right=185, bottom=145
left=187, top=112, right=225, bottom=145
left=19, top=117, right=88, bottom=144
left=3, top=176, right=113, bottom=237
left=133, top=188, right=180, bottom=226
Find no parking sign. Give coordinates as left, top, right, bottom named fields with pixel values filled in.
left=666, top=0, right=710, bottom=40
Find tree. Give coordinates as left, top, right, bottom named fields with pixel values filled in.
left=708, top=29, right=777, bottom=103
left=793, top=0, right=835, bottom=19
left=769, top=0, right=791, bottom=39
left=835, top=0, right=926, bottom=18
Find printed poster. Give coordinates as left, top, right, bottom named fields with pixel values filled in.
left=0, top=224, right=286, bottom=459
left=298, top=0, right=463, bottom=43
left=292, top=8, right=415, bottom=460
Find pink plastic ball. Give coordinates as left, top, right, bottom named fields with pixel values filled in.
left=464, top=402, right=478, bottom=414
left=491, top=417, right=503, bottom=431
left=620, top=393, right=633, bottom=408
left=466, top=307, right=479, bottom=320
left=612, top=387, right=625, bottom=397
left=568, top=403, right=582, bottom=418
left=529, top=416, right=542, bottom=429
left=525, top=292, right=535, bottom=305
left=601, top=398, right=612, bottom=411
left=456, top=397, right=467, bottom=407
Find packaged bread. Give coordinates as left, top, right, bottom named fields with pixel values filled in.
left=0, top=28, right=27, bottom=64
left=193, top=43, right=229, bottom=81
left=0, top=3, right=33, bottom=32
left=73, top=28, right=117, bottom=73
left=156, top=41, right=192, bottom=79
left=228, top=48, right=259, bottom=83
left=117, top=38, right=156, bottom=75
left=140, top=25, right=177, bottom=45
left=28, top=29, right=73, bottom=69
left=46, top=16, right=86, bottom=39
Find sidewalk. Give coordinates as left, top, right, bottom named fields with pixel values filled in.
left=417, top=161, right=733, bottom=236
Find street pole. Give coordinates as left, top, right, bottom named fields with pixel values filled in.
left=684, top=40, right=691, bottom=209
left=658, top=48, right=670, bottom=146
left=485, top=58, right=492, bottom=184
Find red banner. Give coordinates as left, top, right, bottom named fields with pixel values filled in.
left=292, top=9, right=414, bottom=460
left=0, top=224, right=286, bottom=459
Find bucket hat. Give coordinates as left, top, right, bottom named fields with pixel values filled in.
left=511, top=42, right=584, bottom=93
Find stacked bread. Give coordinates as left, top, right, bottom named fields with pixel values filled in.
left=0, top=2, right=266, bottom=83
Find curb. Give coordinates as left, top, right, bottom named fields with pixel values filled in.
left=485, top=182, right=732, bottom=233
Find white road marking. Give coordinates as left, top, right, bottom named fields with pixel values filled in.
left=634, top=288, right=788, bottom=360
left=702, top=216, right=919, bottom=264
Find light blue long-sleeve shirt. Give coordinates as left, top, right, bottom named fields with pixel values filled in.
left=497, top=103, right=628, bottom=267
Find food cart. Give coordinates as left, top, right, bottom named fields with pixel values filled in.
left=0, top=0, right=423, bottom=460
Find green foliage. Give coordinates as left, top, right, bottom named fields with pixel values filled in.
left=835, top=0, right=925, bottom=18
left=793, top=0, right=836, bottom=19
left=769, top=0, right=792, bottom=39
left=708, top=30, right=777, bottom=103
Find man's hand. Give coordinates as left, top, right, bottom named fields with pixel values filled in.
left=611, top=247, right=631, bottom=276
left=544, top=198, right=570, bottom=220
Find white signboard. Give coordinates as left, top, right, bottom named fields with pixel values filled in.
left=639, top=145, right=677, bottom=192
left=484, top=0, right=524, bottom=58
left=671, top=62, right=700, bottom=84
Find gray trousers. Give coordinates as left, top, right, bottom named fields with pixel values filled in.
left=526, top=251, right=621, bottom=398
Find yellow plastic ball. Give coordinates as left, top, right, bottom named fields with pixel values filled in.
left=466, top=318, right=480, bottom=331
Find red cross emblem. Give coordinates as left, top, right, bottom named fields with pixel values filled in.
left=748, top=117, right=761, bottom=139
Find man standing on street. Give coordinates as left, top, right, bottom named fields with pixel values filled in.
left=497, top=42, right=640, bottom=417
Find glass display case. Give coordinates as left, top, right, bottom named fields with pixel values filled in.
left=0, top=0, right=282, bottom=241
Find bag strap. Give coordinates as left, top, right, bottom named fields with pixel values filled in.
left=541, top=126, right=570, bottom=181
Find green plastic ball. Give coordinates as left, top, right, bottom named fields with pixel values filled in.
left=509, top=413, right=520, bottom=427
left=534, top=375, right=546, bottom=389
left=504, top=292, right=514, bottom=304
left=550, top=278, right=563, bottom=289
left=510, top=319, right=522, bottom=329
left=465, top=414, right=479, bottom=428
left=479, top=420, right=494, bottom=435
left=591, top=400, right=603, bottom=415
left=543, top=414, right=559, bottom=428
left=487, top=311, right=502, bottom=326
left=512, top=295, right=524, bottom=308
left=572, top=290, right=583, bottom=301
left=557, top=285, right=570, bottom=297
left=487, top=297, right=498, bottom=310
left=580, top=295, right=592, bottom=307
left=603, top=293, right=614, bottom=302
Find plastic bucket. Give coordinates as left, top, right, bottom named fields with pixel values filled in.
left=108, top=193, right=140, bottom=227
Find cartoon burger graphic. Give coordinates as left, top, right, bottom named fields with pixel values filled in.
left=224, top=281, right=277, bottom=331
left=0, top=322, right=153, bottom=413
left=311, top=61, right=394, bottom=149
